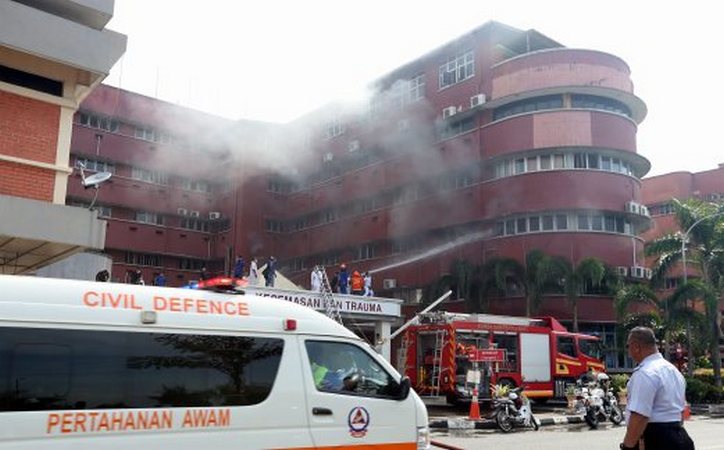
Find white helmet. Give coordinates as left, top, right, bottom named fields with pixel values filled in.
left=597, top=372, right=610, bottom=382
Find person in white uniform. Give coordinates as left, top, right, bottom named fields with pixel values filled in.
left=620, top=326, right=694, bottom=450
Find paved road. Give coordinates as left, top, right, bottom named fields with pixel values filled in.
left=431, top=417, right=724, bottom=450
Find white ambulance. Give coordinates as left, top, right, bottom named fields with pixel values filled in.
left=0, top=275, right=430, bottom=449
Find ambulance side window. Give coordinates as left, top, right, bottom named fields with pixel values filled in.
left=0, top=327, right=284, bottom=412
left=305, top=341, right=397, bottom=398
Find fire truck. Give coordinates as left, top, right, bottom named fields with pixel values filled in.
left=398, top=311, right=605, bottom=403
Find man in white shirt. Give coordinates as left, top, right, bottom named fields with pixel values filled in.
left=621, top=326, right=694, bottom=450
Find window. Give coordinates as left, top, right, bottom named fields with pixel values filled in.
left=0, top=327, right=283, bottom=411
left=125, top=252, right=161, bottom=267
left=574, top=153, right=587, bottom=169
left=571, top=94, right=632, bottom=118
left=440, top=117, right=474, bottom=139
left=587, top=154, right=600, bottom=169
left=180, top=217, right=209, bottom=232
left=556, top=214, right=568, bottom=230
left=266, top=219, right=283, bottom=233
left=439, top=51, right=474, bottom=89
left=591, top=215, right=603, bottom=231
left=356, top=243, right=375, bottom=260
left=553, top=154, right=565, bottom=169
left=601, top=156, right=611, bottom=171
left=179, top=258, right=205, bottom=271
left=134, top=126, right=157, bottom=142
left=516, top=218, right=527, bottom=233
left=79, top=112, right=119, bottom=132
left=514, top=158, right=525, bottom=174
left=305, top=341, right=398, bottom=397
left=505, top=219, right=515, bottom=235
left=529, top=216, right=540, bottom=232
left=539, top=155, right=551, bottom=170
left=542, top=215, right=554, bottom=231
left=76, top=158, right=115, bottom=174
left=578, top=338, right=603, bottom=360
left=408, top=74, right=425, bottom=102
left=493, top=95, right=563, bottom=121
left=557, top=336, right=577, bottom=357
left=97, top=205, right=112, bottom=218
left=135, top=211, right=163, bottom=225
left=179, top=177, right=212, bottom=193
left=325, top=118, right=344, bottom=139
left=526, top=156, right=538, bottom=172
left=131, top=167, right=168, bottom=185
left=577, top=214, right=589, bottom=230
left=604, top=215, right=616, bottom=232
left=665, top=277, right=680, bottom=290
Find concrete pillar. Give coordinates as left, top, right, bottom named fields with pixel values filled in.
left=375, top=321, right=391, bottom=362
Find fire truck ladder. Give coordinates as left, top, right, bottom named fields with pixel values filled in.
left=429, top=329, right=447, bottom=397
left=318, top=266, right=343, bottom=324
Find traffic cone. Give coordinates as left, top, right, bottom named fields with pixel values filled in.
left=468, top=387, right=481, bottom=421
left=683, top=402, right=691, bottom=421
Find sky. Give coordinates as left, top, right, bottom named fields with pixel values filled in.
left=105, top=0, right=723, bottom=177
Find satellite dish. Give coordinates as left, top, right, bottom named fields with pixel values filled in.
left=82, top=171, right=112, bottom=189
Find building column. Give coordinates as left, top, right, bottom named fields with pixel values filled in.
left=375, top=321, right=391, bottom=362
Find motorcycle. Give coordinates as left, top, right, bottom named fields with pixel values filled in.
left=490, top=385, right=540, bottom=433
left=577, top=375, right=624, bottom=429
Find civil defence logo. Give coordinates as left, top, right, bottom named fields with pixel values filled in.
left=347, top=406, right=370, bottom=438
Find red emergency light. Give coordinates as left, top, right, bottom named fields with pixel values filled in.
left=283, top=319, right=297, bottom=331
left=197, top=276, right=247, bottom=290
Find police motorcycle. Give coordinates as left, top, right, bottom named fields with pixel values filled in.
left=490, top=385, right=540, bottom=433
left=577, top=372, right=624, bottom=429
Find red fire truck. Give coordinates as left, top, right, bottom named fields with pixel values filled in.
left=398, top=312, right=605, bottom=403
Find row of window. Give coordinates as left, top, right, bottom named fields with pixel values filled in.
left=493, top=151, right=637, bottom=178
left=493, top=211, right=635, bottom=237
left=273, top=169, right=475, bottom=234
left=79, top=112, right=119, bottom=132
left=648, top=203, right=674, bottom=216
left=75, top=157, right=216, bottom=192
left=124, top=252, right=208, bottom=271
left=492, top=94, right=631, bottom=121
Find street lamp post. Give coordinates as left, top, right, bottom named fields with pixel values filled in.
left=680, top=211, right=724, bottom=376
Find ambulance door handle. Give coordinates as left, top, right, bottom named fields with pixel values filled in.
left=312, top=407, right=333, bottom=416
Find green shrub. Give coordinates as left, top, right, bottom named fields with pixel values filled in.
left=611, top=374, right=630, bottom=395
left=685, top=377, right=722, bottom=404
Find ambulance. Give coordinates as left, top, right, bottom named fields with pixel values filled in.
left=0, top=275, right=430, bottom=449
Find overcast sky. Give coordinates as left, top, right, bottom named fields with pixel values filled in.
left=105, top=0, right=722, bottom=177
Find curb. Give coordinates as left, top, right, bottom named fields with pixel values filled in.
left=430, top=415, right=584, bottom=430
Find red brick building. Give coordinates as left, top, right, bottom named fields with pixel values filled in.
left=67, top=21, right=655, bottom=368
left=1, top=0, right=125, bottom=275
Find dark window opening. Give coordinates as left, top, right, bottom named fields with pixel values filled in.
left=0, top=64, right=63, bottom=97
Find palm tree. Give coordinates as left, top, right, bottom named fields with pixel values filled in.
left=561, top=257, right=606, bottom=332
left=484, top=249, right=564, bottom=317
left=645, top=198, right=724, bottom=388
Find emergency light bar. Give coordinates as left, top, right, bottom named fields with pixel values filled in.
left=196, top=276, right=247, bottom=290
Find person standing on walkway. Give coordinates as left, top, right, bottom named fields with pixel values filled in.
left=233, top=255, right=245, bottom=278
left=350, top=270, right=364, bottom=295
left=264, top=256, right=277, bottom=287
left=338, top=264, right=349, bottom=294
left=310, top=266, right=322, bottom=292
left=620, top=326, right=694, bottom=450
left=248, top=256, right=259, bottom=286
left=363, top=272, right=374, bottom=297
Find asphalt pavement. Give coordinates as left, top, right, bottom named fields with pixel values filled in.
left=429, top=416, right=724, bottom=450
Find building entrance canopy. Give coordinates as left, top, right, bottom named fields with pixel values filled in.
left=0, top=195, right=106, bottom=274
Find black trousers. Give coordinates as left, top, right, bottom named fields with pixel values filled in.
left=642, top=422, right=694, bottom=450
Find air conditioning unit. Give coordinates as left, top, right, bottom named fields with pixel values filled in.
left=323, top=152, right=334, bottom=162
left=616, top=266, right=628, bottom=277
left=442, top=106, right=457, bottom=119
left=644, top=268, right=653, bottom=280
left=630, top=266, right=646, bottom=279
left=625, top=201, right=639, bottom=214
left=383, top=278, right=397, bottom=289
left=348, top=140, right=360, bottom=152
left=209, top=211, right=221, bottom=220
left=640, top=205, right=650, bottom=217
left=177, top=208, right=188, bottom=216
left=189, top=210, right=200, bottom=218
left=470, top=94, right=486, bottom=108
